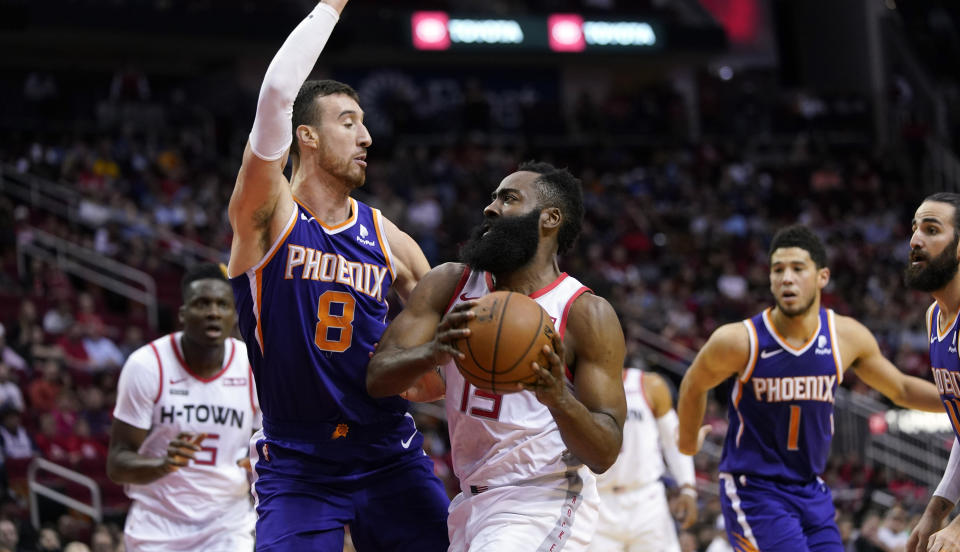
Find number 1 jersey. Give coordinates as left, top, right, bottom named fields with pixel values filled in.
left=719, top=307, right=843, bottom=483
left=231, top=198, right=405, bottom=448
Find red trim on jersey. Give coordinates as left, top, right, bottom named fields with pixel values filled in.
left=558, top=286, right=590, bottom=340
left=248, top=365, right=258, bottom=414
left=170, top=335, right=235, bottom=383
left=445, top=266, right=473, bottom=312
left=150, top=342, right=164, bottom=404
left=484, top=272, right=494, bottom=292
left=529, top=272, right=569, bottom=299
left=559, top=286, right=591, bottom=382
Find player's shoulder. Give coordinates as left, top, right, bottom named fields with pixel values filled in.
left=424, top=262, right=470, bottom=286
left=640, top=371, right=672, bottom=414
left=228, top=337, right=250, bottom=362
left=568, top=290, right=618, bottom=324
left=121, top=335, right=167, bottom=374
left=704, top=321, right=751, bottom=355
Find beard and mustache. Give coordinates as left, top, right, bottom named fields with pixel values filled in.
left=904, top=233, right=960, bottom=292
left=460, top=209, right=541, bottom=275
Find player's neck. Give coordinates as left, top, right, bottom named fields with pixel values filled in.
left=179, top=334, right=225, bottom=378
left=933, top=277, right=960, bottom=331
left=291, top=167, right=353, bottom=227
left=769, top=304, right=820, bottom=346
left=491, top=255, right=561, bottom=296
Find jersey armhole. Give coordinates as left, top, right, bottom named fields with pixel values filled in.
left=739, top=319, right=759, bottom=383
left=149, top=342, right=164, bottom=404
left=372, top=207, right=397, bottom=280
left=445, top=266, right=472, bottom=313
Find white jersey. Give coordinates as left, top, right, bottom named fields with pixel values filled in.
left=113, top=332, right=260, bottom=524
left=443, top=269, right=590, bottom=488
left=596, top=369, right=664, bottom=491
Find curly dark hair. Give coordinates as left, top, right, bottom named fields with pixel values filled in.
left=517, top=160, right=584, bottom=255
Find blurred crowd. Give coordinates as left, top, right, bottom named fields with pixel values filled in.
left=0, top=59, right=944, bottom=550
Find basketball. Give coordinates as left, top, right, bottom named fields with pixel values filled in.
left=453, top=291, right=558, bottom=394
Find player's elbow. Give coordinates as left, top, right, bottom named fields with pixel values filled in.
left=586, top=448, right=620, bottom=474
left=105, top=455, right=124, bottom=484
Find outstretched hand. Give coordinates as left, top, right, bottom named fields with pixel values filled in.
left=521, top=337, right=570, bottom=409
left=163, top=432, right=206, bottom=473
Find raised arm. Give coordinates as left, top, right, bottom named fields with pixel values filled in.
left=227, top=0, right=347, bottom=277
left=528, top=294, right=627, bottom=474
left=366, top=263, right=472, bottom=398
left=676, top=322, right=750, bottom=455
left=841, top=316, right=942, bottom=412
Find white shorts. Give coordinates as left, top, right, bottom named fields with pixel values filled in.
left=448, top=466, right=599, bottom=552
left=123, top=498, right=255, bottom=552
left=588, top=480, right=680, bottom=552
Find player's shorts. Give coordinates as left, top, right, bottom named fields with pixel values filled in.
left=588, top=479, right=680, bottom=552
left=123, top=498, right=255, bottom=552
left=719, top=472, right=842, bottom=552
left=251, top=434, right=449, bottom=552
left=448, top=466, right=598, bottom=552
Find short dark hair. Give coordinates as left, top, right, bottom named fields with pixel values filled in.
left=923, top=192, right=960, bottom=235
left=290, top=79, right=361, bottom=158
left=517, top=160, right=584, bottom=255
left=769, top=225, right=828, bottom=268
left=181, top=263, right=229, bottom=302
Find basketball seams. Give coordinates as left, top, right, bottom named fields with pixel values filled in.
left=500, top=305, right=545, bottom=376
left=490, top=293, right=511, bottom=393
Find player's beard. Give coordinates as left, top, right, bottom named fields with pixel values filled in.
left=317, top=147, right=365, bottom=189
left=774, top=292, right=817, bottom=318
left=905, top=233, right=960, bottom=292
left=460, top=209, right=541, bottom=275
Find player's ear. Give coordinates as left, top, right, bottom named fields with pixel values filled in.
left=295, top=124, right=318, bottom=152
left=178, top=305, right=186, bottom=326
left=817, top=266, right=830, bottom=289
left=540, top=206, right=562, bottom=230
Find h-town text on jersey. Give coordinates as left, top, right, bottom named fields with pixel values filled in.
left=159, top=404, right=246, bottom=428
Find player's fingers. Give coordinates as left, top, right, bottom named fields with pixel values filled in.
left=438, top=327, right=471, bottom=342
left=697, top=424, right=711, bottom=445
left=190, top=433, right=208, bottom=445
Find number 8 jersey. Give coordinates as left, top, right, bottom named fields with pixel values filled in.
left=719, top=307, right=843, bottom=483
left=231, top=199, right=406, bottom=448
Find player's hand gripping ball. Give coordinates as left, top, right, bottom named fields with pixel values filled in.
left=453, top=291, right=557, bottom=394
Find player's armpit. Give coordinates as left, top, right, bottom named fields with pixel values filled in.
left=227, top=143, right=294, bottom=277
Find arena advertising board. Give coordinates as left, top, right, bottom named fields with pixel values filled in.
left=410, top=12, right=662, bottom=53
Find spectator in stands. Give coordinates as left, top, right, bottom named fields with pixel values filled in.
left=0, top=520, right=18, bottom=552
left=0, top=407, right=35, bottom=461
left=64, top=543, right=91, bottom=552
left=90, top=526, right=116, bottom=552
left=28, top=360, right=63, bottom=412
left=877, top=505, right=909, bottom=550
left=65, top=418, right=107, bottom=466
left=0, top=365, right=24, bottom=413
left=78, top=386, right=110, bottom=437
left=4, top=300, right=38, bottom=361
left=82, top=323, right=123, bottom=373
left=56, top=324, right=90, bottom=373
left=41, top=300, right=73, bottom=337
left=116, top=326, right=143, bottom=360
left=34, top=413, right=68, bottom=465
left=0, top=328, right=26, bottom=377
left=853, top=512, right=888, bottom=552
left=35, top=527, right=60, bottom=552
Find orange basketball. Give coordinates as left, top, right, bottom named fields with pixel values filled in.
left=453, top=291, right=557, bottom=394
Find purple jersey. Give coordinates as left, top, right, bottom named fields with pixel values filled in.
left=928, top=303, right=960, bottom=440
left=719, top=307, right=843, bottom=483
left=231, top=198, right=409, bottom=449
